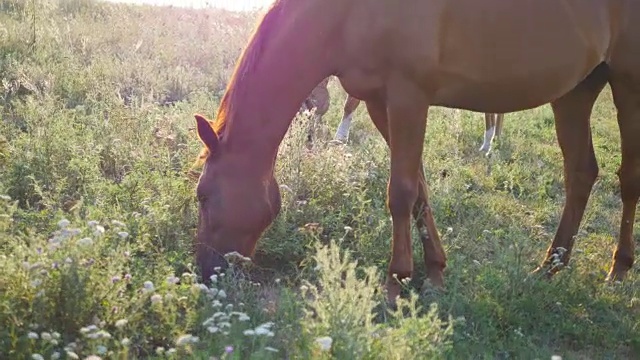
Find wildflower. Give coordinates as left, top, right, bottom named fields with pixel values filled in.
left=51, top=352, right=61, bottom=360
left=66, top=352, right=79, bottom=360
left=121, top=338, right=131, bottom=346
left=315, top=336, right=333, bottom=352
left=52, top=332, right=61, bottom=339
left=217, top=290, right=227, bottom=299
left=551, top=356, right=562, bottom=360
left=265, top=347, right=279, bottom=353
left=225, top=346, right=233, bottom=354
left=115, top=319, right=128, bottom=328
left=77, top=238, right=93, bottom=247
left=150, top=294, right=163, bottom=304
left=111, top=276, right=121, bottom=283
left=176, top=334, right=199, bottom=346
left=111, top=220, right=126, bottom=227
left=117, top=231, right=129, bottom=239
left=238, top=313, right=250, bottom=321
left=209, top=274, right=218, bottom=283
left=124, top=273, right=132, bottom=281
left=87, top=220, right=99, bottom=227
left=85, top=356, right=102, bottom=360
left=166, top=276, right=180, bottom=285
left=243, top=329, right=255, bottom=336
left=166, top=348, right=177, bottom=355
left=142, top=281, right=154, bottom=292
left=65, top=257, right=73, bottom=264
left=165, top=293, right=174, bottom=301
left=124, top=251, right=130, bottom=257
left=207, top=326, right=219, bottom=333
left=155, top=347, right=165, bottom=355
left=58, top=219, right=70, bottom=229
left=31, top=354, right=44, bottom=360
left=96, top=345, right=107, bottom=355
left=40, top=332, right=52, bottom=341
left=27, top=332, right=39, bottom=339
left=93, top=225, right=105, bottom=237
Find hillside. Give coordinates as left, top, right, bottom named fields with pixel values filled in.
left=1, top=0, right=638, bottom=359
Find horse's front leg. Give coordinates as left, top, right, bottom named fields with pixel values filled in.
left=383, top=75, right=433, bottom=304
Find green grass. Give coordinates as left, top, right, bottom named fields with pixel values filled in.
left=1, top=1, right=638, bottom=359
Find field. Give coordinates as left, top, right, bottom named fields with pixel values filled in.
left=1, top=0, right=639, bottom=359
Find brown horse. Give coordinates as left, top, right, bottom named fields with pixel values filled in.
left=304, top=78, right=504, bottom=153
left=194, top=0, right=640, bottom=304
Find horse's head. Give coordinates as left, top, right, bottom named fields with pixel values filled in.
left=193, top=114, right=282, bottom=282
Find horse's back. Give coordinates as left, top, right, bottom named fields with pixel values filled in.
left=341, top=0, right=624, bottom=112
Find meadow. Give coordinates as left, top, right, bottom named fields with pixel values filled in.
left=0, top=0, right=638, bottom=359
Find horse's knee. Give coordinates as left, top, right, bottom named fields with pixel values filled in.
left=617, top=162, right=640, bottom=202
left=388, top=178, right=419, bottom=217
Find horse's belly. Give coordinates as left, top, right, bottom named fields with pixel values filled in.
left=431, top=61, right=598, bottom=113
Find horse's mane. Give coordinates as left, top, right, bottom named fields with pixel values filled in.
left=195, top=0, right=286, bottom=167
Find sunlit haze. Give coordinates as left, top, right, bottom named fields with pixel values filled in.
left=103, top=0, right=274, bottom=11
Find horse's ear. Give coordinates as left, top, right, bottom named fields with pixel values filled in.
left=195, top=114, right=219, bottom=151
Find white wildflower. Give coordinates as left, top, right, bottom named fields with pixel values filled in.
left=551, top=356, right=562, bottom=360
left=175, top=334, right=199, bottom=346
left=57, top=219, right=70, bottom=229
left=166, top=276, right=179, bottom=285
left=27, top=332, right=39, bottom=339
left=315, top=336, right=333, bottom=351
left=150, top=294, right=163, bottom=304
left=243, top=329, right=255, bottom=336
left=31, top=354, right=44, bottom=360
left=115, top=319, right=128, bottom=328
left=77, top=238, right=93, bottom=247
left=238, top=313, right=250, bottom=321
left=117, top=231, right=129, bottom=239
left=121, top=338, right=131, bottom=347
left=65, top=352, right=79, bottom=360
left=93, top=225, right=105, bottom=237
left=155, top=347, right=165, bottom=355
left=96, top=345, right=107, bottom=355
left=51, top=352, right=61, bottom=360
left=217, top=290, right=227, bottom=299
left=40, top=332, right=52, bottom=341
left=166, top=348, right=177, bottom=355
left=142, top=281, right=154, bottom=292
left=111, top=220, right=126, bottom=227
left=85, top=356, right=102, bottom=360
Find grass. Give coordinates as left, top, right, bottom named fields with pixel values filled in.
left=1, top=0, right=638, bottom=359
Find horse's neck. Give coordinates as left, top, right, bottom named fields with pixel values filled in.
left=223, top=2, right=342, bottom=158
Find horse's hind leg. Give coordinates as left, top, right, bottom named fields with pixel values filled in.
left=494, top=113, right=505, bottom=139
left=480, top=113, right=497, bottom=153
left=606, top=73, right=640, bottom=281
left=535, top=63, right=608, bottom=276
left=305, top=78, right=331, bottom=147
left=333, top=95, right=361, bottom=143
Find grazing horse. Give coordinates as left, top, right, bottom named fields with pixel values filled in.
left=193, top=0, right=640, bottom=304
left=304, top=78, right=505, bottom=153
